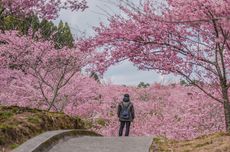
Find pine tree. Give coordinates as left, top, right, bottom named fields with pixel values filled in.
left=54, top=20, right=74, bottom=49
left=40, top=19, right=57, bottom=40
left=1, top=15, right=74, bottom=48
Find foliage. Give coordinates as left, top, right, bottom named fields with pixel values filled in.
left=0, top=31, right=96, bottom=111
left=90, top=72, right=101, bottom=83
left=54, top=21, right=74, bottom=48
left=179, top=79, right=188, bottom=86
left=0, top=0, right=230, bottom=143
left=0, top=111, right=13, bottom=121
left=62, top=84, right=224, bottom=140
left=138, top=82, right=150, bottom=88
left=1, top=15, right=74, bottom=48
left=0, top=0, right=94, bottom=112
left=0, top=0, right=87, bottom=20
left=0, top=70, right=226, bottom=140
left=84, top=0, right=230, bottom=132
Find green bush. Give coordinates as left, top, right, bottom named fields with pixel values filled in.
left=0, top=111, right=14, bottom=120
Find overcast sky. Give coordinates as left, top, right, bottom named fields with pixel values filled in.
left=54, top=0, right=179, bottom=86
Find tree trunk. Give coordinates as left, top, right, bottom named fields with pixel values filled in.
left=47, top=86, right=59, bottom=111
left=224, top=101, right=230, bottom=132
left=222, top=88, right=230, bottom=132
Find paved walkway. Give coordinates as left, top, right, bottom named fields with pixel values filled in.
left=12, top=130, right=72, bottom=152
left=48, top=136, right=153, bottom=152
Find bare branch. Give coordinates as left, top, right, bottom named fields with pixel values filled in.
left=177, top=70, right=223, bottom=104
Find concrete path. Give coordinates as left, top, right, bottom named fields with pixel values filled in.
left=48, top=136, right=153, bottom=152
left=12, top=130, right=72, bottom=152
left=12, top=130, right=100, bottom=152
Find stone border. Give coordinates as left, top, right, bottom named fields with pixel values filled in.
left=12, top=129, right=101, bottom=152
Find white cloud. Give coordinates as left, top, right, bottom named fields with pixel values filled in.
left=55, top=0, right=180, bottom=86
left=103, top=60, right=180, bottom=86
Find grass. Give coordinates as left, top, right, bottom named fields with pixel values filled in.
left=0, top=111, right=14, bottom=120
left=150, top=132, right=230, bottom=152
left=96, top=118, right=107, bottom=127
left=27, top=115, right=41, bottom=124
left=0, top=105, right=89, bottom=152
left=9, top=144, right=19, bottom=149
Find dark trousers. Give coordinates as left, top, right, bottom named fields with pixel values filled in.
left=119, top=121, right=131, bottom=136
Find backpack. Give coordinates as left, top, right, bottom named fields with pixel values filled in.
left=120, top=102, right=132, bottom=120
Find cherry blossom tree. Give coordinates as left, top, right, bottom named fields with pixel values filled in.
left=85, top=0, right=230, bottom=132
left=0, top=34, right=225, bottom=139
left=0, top=0, right=87, bottom=20
left=67, top=83, right=224, bottom=139
left=0, top=0, right=227, bottom=139
left=0, top=31, right=93, bottom=111
left=0, top=0, right=88, bottom=47
left=0, top=0, right=91, bottom=111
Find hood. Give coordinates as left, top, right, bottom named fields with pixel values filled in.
left=123, top=96, right=130, bottom=102
left=122, top=101, right=130, bottom=107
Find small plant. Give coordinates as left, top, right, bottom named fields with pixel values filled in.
left=0, top=124, right=16, bottom=129
left=195, top=141, right=212, bottom=148
left=10, top=144, right=19, bottom=149
left=81, top=119, right=93, bottom=129
left=27, top=115, right=40, bottom=124
left=96, top=118, right=106, bottom=127
left=0, top=111, right=14, bottom=120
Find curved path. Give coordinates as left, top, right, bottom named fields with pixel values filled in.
left=48, top=136, right=153, bottom=152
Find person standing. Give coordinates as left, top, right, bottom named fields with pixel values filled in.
left=117, top=94, right=135, bottom=136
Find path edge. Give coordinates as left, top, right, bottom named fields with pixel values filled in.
left=12, top=129, right=102, bottom=152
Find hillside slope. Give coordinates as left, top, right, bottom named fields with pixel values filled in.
left=0, top=106, right=88, bottom=151
left=150, top=132, right=230, bottom=152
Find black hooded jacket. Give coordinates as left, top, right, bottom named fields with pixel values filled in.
left=117, top=95, right=135, bottom=122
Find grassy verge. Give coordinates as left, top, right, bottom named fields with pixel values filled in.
left=0, top=106, right=89, bottom=151
left=149, top=132, right=230, bottom=152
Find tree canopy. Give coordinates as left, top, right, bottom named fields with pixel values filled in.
left=84, top=0, right=230, bottom=132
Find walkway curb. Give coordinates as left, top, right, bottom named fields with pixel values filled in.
left=48, top=136, right=154, bottom=152
left=12, top=129, right=101, bottom=152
